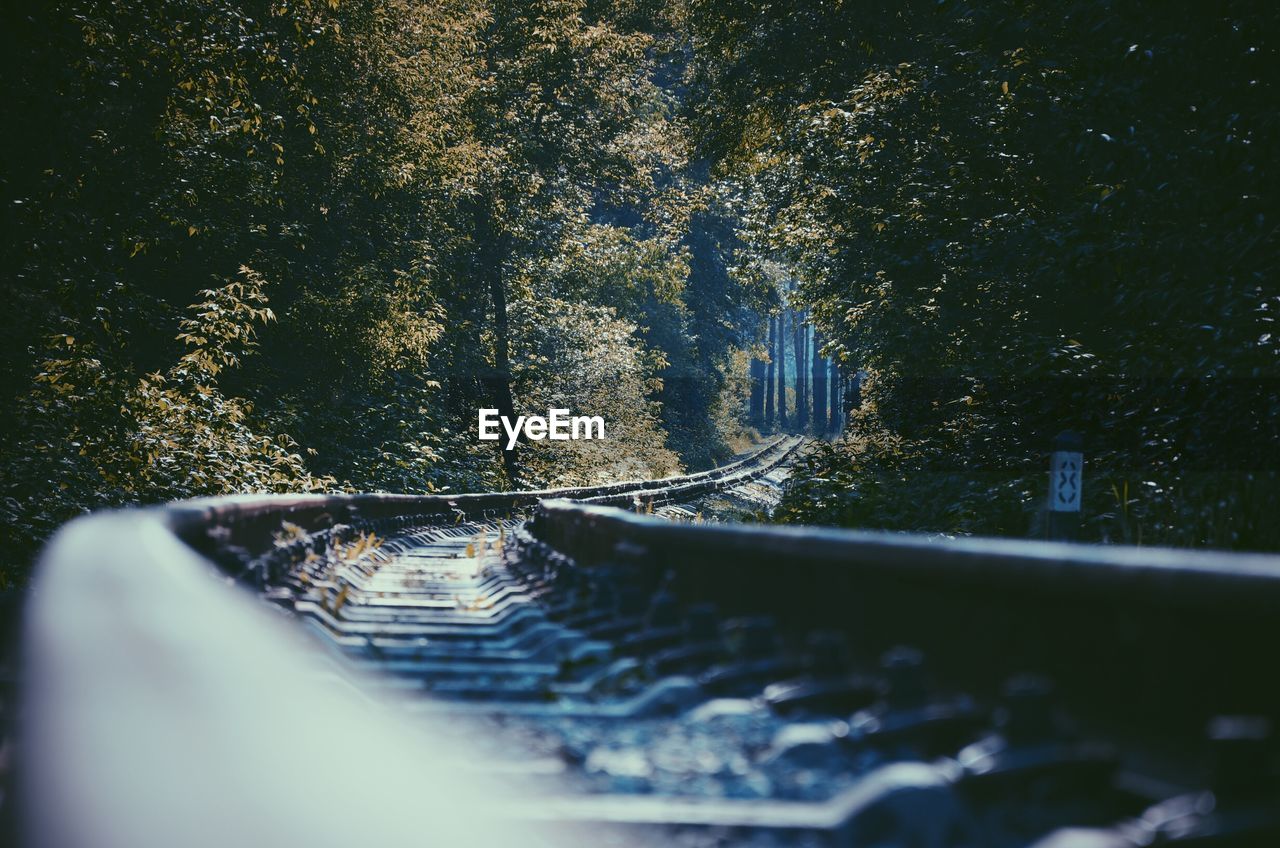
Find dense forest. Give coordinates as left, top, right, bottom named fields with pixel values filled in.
left=2, top=1, right=1277, bottom=586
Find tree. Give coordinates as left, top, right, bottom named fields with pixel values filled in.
left=792, top=307, right=807, bottom=431
left=828, top=360, right=841, bottom=434
left=691, top=0, right=1280, bottom=548
left=508, top=298, right=680, bottom=485
left=812, top=330, right=827, bottom=433
left=749, top=356, right=766, bottom=425
left=775, top=307, right=789, bottom=430
left=0, top=0, right=727, bottom=585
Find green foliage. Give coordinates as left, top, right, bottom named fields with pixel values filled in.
left=541, top=224, right=689, bottom=321
left=19, top=0, right=1272, bottom=588
left=0, top=0, right=766, bottom=585
left=509, top=298, right=682, bottom=486
left=701, top=0, right=1280, bottom=549
left=0, top=271, right=331, bottom=586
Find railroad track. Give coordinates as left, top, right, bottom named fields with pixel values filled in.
left=20, top=434, right=1280, bottom=847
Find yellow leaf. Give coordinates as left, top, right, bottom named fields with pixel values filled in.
left=188, top=226, right=198, bottom=237
left=1001, top=81, right=1009, bottom=95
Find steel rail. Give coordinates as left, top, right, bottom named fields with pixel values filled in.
left=527, top=500, right=1280, bottom=741
left=158, top=435, right=800, bottom=581
left=20, top=436, right=801, bottom=848
left=23, top=432, right=1280, bottom=845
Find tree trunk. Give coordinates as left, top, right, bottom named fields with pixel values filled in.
left=791, top=310, right=806, bottom=432
left=776, top=309, right=788, bottom=430
left=487, top=266, right=520, bottom=485
left=749, top=349, right=765, bottom=426
left=828, top=360, right=841, bottom=433
left=801, top=321, right=810, bottom=427
left=812, top=330, right=827, bottom=434
left=764, top=314, right=776, bottom=429
left=477, top=200, right=520, bottom=485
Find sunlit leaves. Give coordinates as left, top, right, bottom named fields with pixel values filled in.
left=508, top=297, right=683, bottom=486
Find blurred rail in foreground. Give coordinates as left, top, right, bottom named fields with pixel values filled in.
left=21, top=434, right=1280, bottom=847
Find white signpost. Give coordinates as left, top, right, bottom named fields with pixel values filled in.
left=1048, top=431, right=1083, bottom=539
left=1050, top=449, right=1083, bottom=512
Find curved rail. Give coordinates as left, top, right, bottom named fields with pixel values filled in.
left=162, top=435, right=801, bottom=583
left=21, top=437, right=802, bottom=848
left=22, top=432, right=1280, bottom=846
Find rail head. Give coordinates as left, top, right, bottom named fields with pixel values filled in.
left=149, top=436, right=800, bottom=579
left=156, top=435, right=797, bottom=541
left=531, top=499, right=1280, bottom=609
left=525, top=499, right=1280, bottom=739
left=24, top=509, right=571, bottom=848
